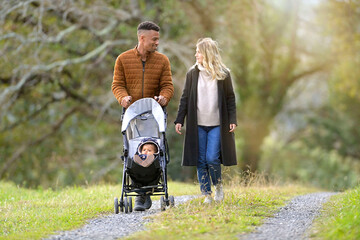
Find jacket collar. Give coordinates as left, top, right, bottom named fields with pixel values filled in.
left=133, top=45, right=152, bottom=61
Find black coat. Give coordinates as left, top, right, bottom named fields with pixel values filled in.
left=174, top=65, right=237, bottom=166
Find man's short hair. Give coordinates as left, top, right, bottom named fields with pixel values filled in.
left=137, top=21, right=160, bottom=32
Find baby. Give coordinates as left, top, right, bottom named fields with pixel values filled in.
left=133, top=139, right=159, bottom=168
left=140, top=143, right=157, bottom=156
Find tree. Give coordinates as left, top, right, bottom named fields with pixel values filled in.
left=256, top=0, right=360, bottom=190
left=318, top=0, right=360, bottom=116
left=220, top=0, right=329, bottom=171
left=299, top=0, right=360, bottom=159
left=0, top=0, right=193, bottom=187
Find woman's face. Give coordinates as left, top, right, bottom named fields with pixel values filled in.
left=195, top=47, right=204, bottom=65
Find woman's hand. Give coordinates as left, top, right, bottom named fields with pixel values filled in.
left=175, top=123, right=182, bottom=134
left=229, top=124, right=237, bottom=132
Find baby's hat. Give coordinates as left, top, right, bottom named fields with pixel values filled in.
left=137, top=137, right=160, bottom=154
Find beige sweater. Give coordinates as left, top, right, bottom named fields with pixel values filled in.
left=197, top=64, right=220, bottom=126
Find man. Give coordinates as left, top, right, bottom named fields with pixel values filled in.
left=112, top=21, right=174, bottom=211
left=112, top=21, right=174, bottom=108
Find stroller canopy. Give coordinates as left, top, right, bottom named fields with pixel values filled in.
left=121, top=98, right=166, bottom=133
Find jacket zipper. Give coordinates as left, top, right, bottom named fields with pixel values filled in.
left=142, top=61, right=145, bottom=98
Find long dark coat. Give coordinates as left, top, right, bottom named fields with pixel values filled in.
left=174, top=65, right=237, bottom=166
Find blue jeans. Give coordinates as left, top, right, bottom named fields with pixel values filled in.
left=197, top=125, right=222, bottom=195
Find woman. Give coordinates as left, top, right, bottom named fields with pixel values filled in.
left=174, top=38, right=237, bottom=203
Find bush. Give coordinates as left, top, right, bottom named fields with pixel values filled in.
left=260, top=139, right=360, bottom=191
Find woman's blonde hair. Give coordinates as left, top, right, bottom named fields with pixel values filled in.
left=196, top=38, right=229, bottom=80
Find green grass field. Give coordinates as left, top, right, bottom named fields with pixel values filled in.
left=0, top=181, right=198, bottom=239
left=2, top=180, right=358, bottom=240
left=309, top=185, right=360, bottom=240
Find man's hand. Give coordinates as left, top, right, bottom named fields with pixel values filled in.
left=121, top=96, right=132, bottom=108
left=175, top=123, right=182, bottom=134
left=155, top=95, right=167, bottom=106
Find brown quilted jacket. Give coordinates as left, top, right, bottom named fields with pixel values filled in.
left=112, top=47, right=174, bottom=106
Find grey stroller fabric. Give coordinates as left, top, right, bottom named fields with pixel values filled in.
left=121, top=98, right=166, bottom=133
left=121, top=98, right=166, bottom=158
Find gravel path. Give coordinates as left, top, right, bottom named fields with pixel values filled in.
left=44, top=195, right=198, bottom=240
left=239, top=192, right=337, bottom=240
left=44, top=192, right=336, bottom=240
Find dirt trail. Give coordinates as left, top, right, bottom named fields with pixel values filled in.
left=44, top=195, right=197, bottom=240
left=44, top=192, right=336, bottom=240
left=239, top=192, right=337, bottom=240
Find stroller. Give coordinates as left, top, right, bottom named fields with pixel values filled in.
left=114, top=98, right=175, bottom=214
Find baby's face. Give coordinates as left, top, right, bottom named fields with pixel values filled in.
left=141, top=144, right=156, bottom=155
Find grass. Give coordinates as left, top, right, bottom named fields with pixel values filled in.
left=0, top=182, right=114, bottom=240
left=125, top=178, right=317, bottom=240
left=0, top=179, right=317, bottom=240
left=0, top=181, right=197, bottom=240
left=309, top=185, right=360, bottom=240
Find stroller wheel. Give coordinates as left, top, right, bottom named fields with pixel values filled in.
left=128, top=197, right=133, bottom=212
left=160, top=196, right=166, bottom=211
left=114, top=197, right=119, bottom=214
left=124, top=197, right=129, bottom=214
left=169, top=195, right=175, bottom=208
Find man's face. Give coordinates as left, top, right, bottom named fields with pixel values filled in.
left=142, top=30, right=160, bottom=53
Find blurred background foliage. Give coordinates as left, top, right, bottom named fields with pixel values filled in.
left=0, top=0, right=359, bottom=191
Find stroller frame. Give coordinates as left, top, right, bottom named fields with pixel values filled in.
left=114, top=98, right=174, bottom=213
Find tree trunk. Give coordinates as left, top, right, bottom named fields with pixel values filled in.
left=239, top=118, right=271, bottom=172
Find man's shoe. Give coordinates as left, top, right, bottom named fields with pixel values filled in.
left=214, top=184, right=224, bottom=202
left=143, top=195, right=152, bottom=209
left=134, top=195, right=146, bottom=211
left=203, top=195, right=213, bottom=204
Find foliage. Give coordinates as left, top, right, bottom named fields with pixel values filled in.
left=261, top=139, right=360, bottom=191
left=301, top=106, right=360, bottom=160
left=259, top=0, right=360, bottom=191
left=218, top=0, right=329, bottom=171
left=308, top=0, right=360, bottom=159
left=318, top=0, right=360, bottom=104
left=265, top=104, right=360, bottom=191
left=310, top=185, right=360, bottom=239
left=1, top=0, right=360, bottom=190
left=0, top=0, right=193, bottom=188
left=0, top=181, right=198, bottom=239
